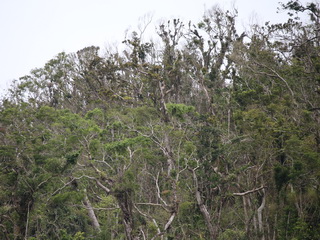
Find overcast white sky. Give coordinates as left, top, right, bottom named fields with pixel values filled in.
left=0, top=0, right=311, bottom=96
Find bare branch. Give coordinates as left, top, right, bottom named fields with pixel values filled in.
left=253, top=60, right=295, bottom=97
left=37, top=176, right=52, bottom=189
left=191, top=164, right=216, bottom=239
left=133, top=204, right=162, bottom=236
left=136, top=202, right=164, bottom=207
left=233, top=186, right=265, bottom=196
left=164, top=212, right=176, bottom=231
left=49, top=175, right=111, bottom=201
left=95, top=179, right=111, bottom=193
left=94, top=160, right=115, bottom=171
left=155, top=171, right=168, bottom=207
left=50, top=176, right=87, bottom=198
left=150, top=212, right=176, bottom=240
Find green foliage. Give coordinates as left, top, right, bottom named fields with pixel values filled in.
left=85, top=108, right=104, bottom=120
left=1, top=3, right=320, bottom=239
left=35, top=105, right=58, bottom=122
left=58, top=230, right=85, bottom=240
left=44, top=157, right=65, bottom=173
left=166, top=103, right=195, bottom=119
left=51, top=191, right=84, bottom=206
left=66, top=151, right=80, bottom=165
left=127, top=106, right=158, bottom=124
left=146, top=221, right=158, bottom=236
left=274, top=164, right=290, bottom=191
left=114, top=169, right=139, bottom=194
left=178, top=201, right=194, bottom=216
left=105, top=136, right=149, bottom=153
left=218, top=229, right=246, bottom=240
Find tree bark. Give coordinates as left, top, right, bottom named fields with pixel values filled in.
left=192, top=168, right=216, bottom=240
left=158, top=80, right=170, bottom=123
left=163, top=133, right=174, bottom=176
left=242, top=196, right=249, bottom=234
left=115, top=190, right=138, bottom=240
left=257, top=189, right=266, bottom=240
left=83, top=191, right=101, bottom=232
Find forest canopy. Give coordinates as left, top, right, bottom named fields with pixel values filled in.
left=1, top=1, right=320, bottom=239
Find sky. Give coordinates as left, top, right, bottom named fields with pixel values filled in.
left=0, top=0, right=311, bottom=96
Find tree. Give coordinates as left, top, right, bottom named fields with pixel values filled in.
left=1, top=1, right=320, bottom=239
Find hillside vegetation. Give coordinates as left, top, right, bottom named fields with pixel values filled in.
left=1, top=1, right=320, bottom=239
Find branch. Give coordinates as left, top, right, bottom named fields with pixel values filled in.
left=50, top=176, right=87, bottom=198
left=308, top=107, right=320, bottom=111
left=150, top=212, right=176, bottom=240
left=0, top=224, right=9, bottom=240
left=253, top=61, right=294, bottom=97
left=191, top=165, right=216, bottom=239
left=24, top=201, right=31, bottom=239
left=93, top=160, right=115, bottom=171
left=155, top=171, right=168, bottom=207
left=95, top=179, right=111, bottom=193
left=37, top=176, right=52, bottom=189
left=73, top=204, right=119, bottom=211
left=133, top=204, right=161, bottom=235
left=136, top=202, right=164, bottom=207
left=233, top=186, right=265, bottom=196
left=164, top=212, right=176, bottom=231
left=49, top=175, right=110, bottom=201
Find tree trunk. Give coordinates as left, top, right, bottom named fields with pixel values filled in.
left=192, top=169, right=216, bottom=240
left=83, top=191, right=101, bottom=232
left=115, top=190, right=137, bottom=240
left=158, top=80, right=170, bottom=123
left=242, top=196, right=249, bottom=234
left=163, top=133, right=174, bottom=176
left=257, top=189, right=266, bottom=240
